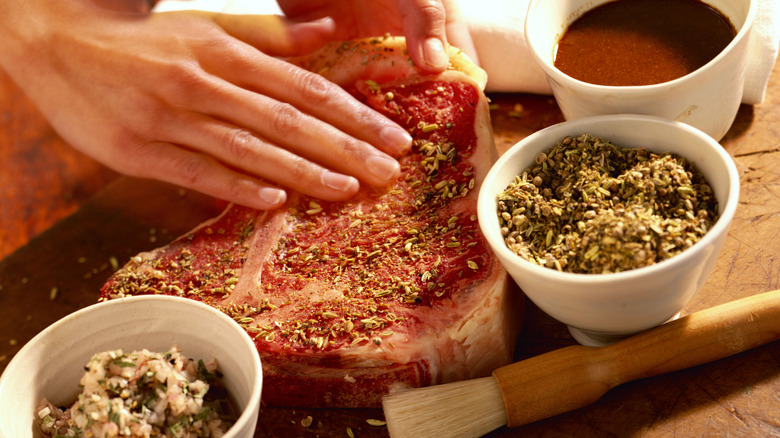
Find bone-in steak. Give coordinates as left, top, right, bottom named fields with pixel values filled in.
left=100, top=36, right=521, bottom=408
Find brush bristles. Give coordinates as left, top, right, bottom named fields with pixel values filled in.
left=382, top=376, right=507, bottom=438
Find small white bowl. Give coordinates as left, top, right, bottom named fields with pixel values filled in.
left=478, top=115, right=739, bottom=346
left=525, top=0, right=757, bottom=141
left=0, top=295, right=262, bottom=438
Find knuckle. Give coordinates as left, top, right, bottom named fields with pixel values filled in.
left=140, top=110, right=175, bottom=141
left=222, top=129, right=255, bottom=161
left=109, top=137, right=149, bottom=176
left=292, top=69, right=338, bottom=106
left=223, top=176, right=250, bottom=202
left=417, top=0, right=447, bottom=23
left=169, top=60, right=203, bottom=85
left=419, top=0, right=444, bottom=21
left=157, top=61, right=211, bottom=105
left=174, top=154, right=211, bottom=186
left=284, top=155, right=314, bottom=184
left=270, top=102, right=304, bottom=135
left=340, top=137, right=369, bottom=161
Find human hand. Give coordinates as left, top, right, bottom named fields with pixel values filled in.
left=279, top=0, right=479, bottom=71
left=0, top=0, right=414, bottom=210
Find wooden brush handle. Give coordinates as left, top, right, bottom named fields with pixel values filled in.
left=494, top=290, right=780, bottom=428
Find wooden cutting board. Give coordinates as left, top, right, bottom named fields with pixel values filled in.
left=2, top=91, right=779, bottom=437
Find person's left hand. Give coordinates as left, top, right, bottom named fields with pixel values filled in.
left=0, top=1, right=418, bottom=210
left=278, top=0, right=479, bottom=72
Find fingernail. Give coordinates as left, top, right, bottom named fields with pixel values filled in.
left=424, top=38, right=449, bottom=70
left=259, top=187, right=286, bottom=206
left=380, top=126, right=413, bottom=155
left=366, top=155, right=400, bottom=183
left=322, top=171, right=358, bottom=192
left=313, top=16, right=336, bottom=30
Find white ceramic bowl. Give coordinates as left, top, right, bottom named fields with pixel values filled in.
left=0, top=295, right=262, bottom=438
left=478, top=115, right=739, bottom=346
left=525, top=0, right=757, bottom=141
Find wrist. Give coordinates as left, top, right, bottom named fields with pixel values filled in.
left=0, top=0, right=151, bottom=70
left=0, top=1, right=83, bottom=69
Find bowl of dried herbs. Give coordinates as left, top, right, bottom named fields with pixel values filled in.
left=478, top=114, right=739, bottom=346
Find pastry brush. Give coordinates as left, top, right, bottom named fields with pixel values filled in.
left=382, top=289, right=780, bottom=438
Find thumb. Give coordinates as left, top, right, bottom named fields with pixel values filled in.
left=214, top=13, right=337, bottom=57
left=397, top=0, right=450, bottom=72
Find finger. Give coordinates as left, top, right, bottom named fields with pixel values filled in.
left=275, top=0, right=333, bottom=20
left=197, top=50, right=413, bottom=158
left=167, top=105, right=401, bottom=194
left=125, top=141, right=289, bottom=210
left=396, top=0, right=450, bottom=72
left=157, top=110, right=380, bottom=201
left=440, top=0, right=480, bottom=65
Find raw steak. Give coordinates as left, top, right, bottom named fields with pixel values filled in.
left=100, top=36, right=521, bottom=408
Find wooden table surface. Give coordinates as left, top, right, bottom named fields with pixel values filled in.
left=1, top=55, right=779, bottom=437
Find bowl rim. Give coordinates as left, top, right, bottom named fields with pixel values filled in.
left=477, top=114, right=740, bottom=284
left=0, top=295, right=263, bottom=437
left=523, top=0, right=759, bottom=92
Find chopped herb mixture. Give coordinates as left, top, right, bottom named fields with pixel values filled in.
left=497, top=134, right=719, bottom=274
left=36, top=346, right=234, bottom=438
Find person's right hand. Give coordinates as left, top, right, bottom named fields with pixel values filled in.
left=0, top=0, right=415, bottom=210
left=279, top=0, right=479, bottom=72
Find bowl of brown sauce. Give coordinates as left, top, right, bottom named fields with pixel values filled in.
left=525, top=0, right=757, bottom=140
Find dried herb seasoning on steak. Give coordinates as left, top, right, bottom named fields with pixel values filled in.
left=100, top=36, right=521, bottom=408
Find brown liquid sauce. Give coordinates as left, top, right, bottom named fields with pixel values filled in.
left=554, top=0, right=736, bottom=86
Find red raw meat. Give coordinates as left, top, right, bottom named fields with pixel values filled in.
left=100, top=37, right=521, bottom=408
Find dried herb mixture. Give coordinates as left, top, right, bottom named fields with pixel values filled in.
left=497, top=134, right=719, bottom=274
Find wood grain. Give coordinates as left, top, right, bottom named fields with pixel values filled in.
left=1, top=57, right=778, bottom=437
left=0, top=68, right=119, bottom=261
